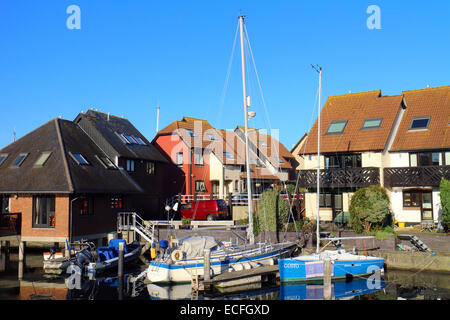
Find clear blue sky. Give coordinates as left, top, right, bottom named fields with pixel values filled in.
left=0, top=0, right=449, bottom=151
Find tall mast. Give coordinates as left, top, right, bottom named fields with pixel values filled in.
left=312, top=65, right=322, bottom=254
left=239, top=15, right=254, bottom=245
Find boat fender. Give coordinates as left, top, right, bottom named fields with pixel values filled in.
left=171, top=249, right=185, bottom=261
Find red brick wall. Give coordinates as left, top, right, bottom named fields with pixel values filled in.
left=10, top=194, right=69, bottom=239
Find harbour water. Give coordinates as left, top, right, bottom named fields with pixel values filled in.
left=0, top=248, right=449, bottom=300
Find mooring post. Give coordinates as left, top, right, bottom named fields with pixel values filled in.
left=18, top=241, right=25, bottom=262
left=118, top=241, right=124, bottom=300
left=203, top=248, right=211, bottom=282
left=323, top=259, right=332, bottom=300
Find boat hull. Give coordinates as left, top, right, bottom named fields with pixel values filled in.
left=147, top=243, right=295, bottom=283
left=278, top=255, right=384, bottom=283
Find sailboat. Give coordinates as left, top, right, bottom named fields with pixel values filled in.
left=277, top=67, right=385, bottom=283
left=146, top=15, right=296, bottom=284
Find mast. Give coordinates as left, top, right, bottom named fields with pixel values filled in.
left=312, top=65, right=322, bottom=254
left=239, top=15, right=254, bottom=245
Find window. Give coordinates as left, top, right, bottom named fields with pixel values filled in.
left=403, top=191, right=421, bottom=207
left=319, top=193, right=332, bottom=208
left=410, top=151, right=444, bottom=166
left=325, top=154, right=361, bottom=169
left=195, top=180, right=206, bottom=192
left=185, top=129, right=196, bottom=137
left=224, top=152, right=234, bottom=160
left=70, top=152, right=89, bottom=165
left=0, top=154, right=8, bottom=166
left=326, top=121, right=347, bottom=135
left=33, top=195, right=55, bottom=228
left=146, top=162, right=155, bottom=175
left=125, top=135, right=138, bottom=144
left=116, top=132, right=131, bottom=144
left=409, top=116, right=430, bottom=130
left=1, top=196, right=9, bottom=213
left=126, top=159, right=135, bottom=172
left=234, top=180, right=239, bottom=192
left=110, top=196, right=123, bottom=209
left=362, top=118, right=382, bottom=129
left=34, top=152, right=52, bottom=166
left=207, top=134, right=216, bottom=141
left=96, top=155, right=117, bottom=169
left=194, top=150, right=203, bottom=166
left=176, top=152, right=183, bottom=167
left=446, top=152, right=450, bottom=166
left=80, top=197, right=94, bottom=216
left=134, top=136, right=147, bottom=145
left=11, top=153, right=28, bottom=167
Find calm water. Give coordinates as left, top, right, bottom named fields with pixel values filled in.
left=1, top=248, right=449, bottom=300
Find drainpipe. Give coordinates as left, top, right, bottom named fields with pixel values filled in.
left=69, top=196, right=80, bottom=243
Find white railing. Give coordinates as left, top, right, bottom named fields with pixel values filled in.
left=169, top=193, right=303, bottom=206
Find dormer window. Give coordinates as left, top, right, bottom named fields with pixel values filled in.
left=11, top=153, right=28, bottom=167
left=409, top=116, right=430, bottom=130
left=362, top=118, right=383, bottom=129
left=0, top=154, right=8, bottom=166
left=326, top=120, right=348, bottom=135
left=34, top=152, right=52, bottom=166
left=69, top=152, right=89, bottom=165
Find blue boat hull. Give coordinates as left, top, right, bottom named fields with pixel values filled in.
left=278, top=257, right=384, bottom=283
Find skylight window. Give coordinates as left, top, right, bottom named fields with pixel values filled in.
left=96, top=155, right=117, bottom=169
left=134, top=136, right=147, bottom=145
left=11, top=153, right=28, bottom=167
left=34, top=152, right=52, bottom=166
left=0, top=154, right=8, bottom=166
left=185, top=129, right=196, bottom=137
left=116, top=132, right=130, bottom=144
left=207, top=134, right=216, bottom=141
left=125, top=135, right=138, bottom=144
left=326, top=120, right=348, bottom=135
left=362, top=118, right=383, bottom=129
left=409, top=116, right=430, bottom=130
left=224, top=152, right=234, bottom=160
left=69, top=152, right=89, bottom=165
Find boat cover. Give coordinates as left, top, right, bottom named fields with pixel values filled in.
left=176, top=236, right=219, bottom=259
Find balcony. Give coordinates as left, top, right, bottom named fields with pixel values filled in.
left=384, top=166, right=450, bottom=187
left=297, top=167, right=380, bottom=189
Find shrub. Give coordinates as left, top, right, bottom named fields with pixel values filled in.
left=256, top=188, right=289, bottom=232
left=349, top=185, right=391, bottom=233
left=440, top=178, right=450, bottom=232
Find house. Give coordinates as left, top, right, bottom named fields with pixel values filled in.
left=292, top=90, right=407, bottom=222
left=292, top=85, right=450, bottom=226
left=383, top=85, right=450, bottom=226
left=0, top=111, right=167, bottom=247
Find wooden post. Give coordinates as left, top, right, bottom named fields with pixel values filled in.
left=323, top=259, right=332, bottom=300
left=118, top=242, right=124, bottom=279
left=18, top=241, right=25, bottom=262
left=203, top=248, right=211, bottom=282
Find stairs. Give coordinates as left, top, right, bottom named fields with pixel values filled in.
left=397, top=234, right=430, bottom=252
left=117, top=212, right=156, bottom=245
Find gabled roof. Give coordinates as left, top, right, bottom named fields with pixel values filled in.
left=74, top=110, right=167, bottom=163
left=303, top=90, right=405, bottom=154
left=390, top=85, right=450, bottom=151
left=0, top=118, right=143, bottom=194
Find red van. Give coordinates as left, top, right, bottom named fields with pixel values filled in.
left=180, top=200, right=229, bottom=221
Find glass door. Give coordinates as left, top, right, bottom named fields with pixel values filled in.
left=421, top=192, right=433, bottom=221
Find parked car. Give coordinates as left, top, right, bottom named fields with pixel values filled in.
left=180, top=200, right=229, bottom=221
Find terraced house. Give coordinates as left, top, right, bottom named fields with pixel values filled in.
left=0, top=110, right=167, bottom=246
left=292, top=85, right=450, bottom=227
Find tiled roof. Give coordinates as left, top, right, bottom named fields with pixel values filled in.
left=303, top=90, right=405, bottom=154
left=390, top=85, right=450, bottom=151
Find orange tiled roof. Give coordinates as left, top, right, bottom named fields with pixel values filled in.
left=303, top=90, right=405, bottom=154
left=390, top=85, right=450, bottom=151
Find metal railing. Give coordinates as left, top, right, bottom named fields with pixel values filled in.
left=168, top=193, right=303, bottom=206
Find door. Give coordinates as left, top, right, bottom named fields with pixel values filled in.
left=332, top=194, right=343, bottom=220
left=421, top=191, right=433, bottom=221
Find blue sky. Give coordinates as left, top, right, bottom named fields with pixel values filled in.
left=0, top=0, right=449, bottom=150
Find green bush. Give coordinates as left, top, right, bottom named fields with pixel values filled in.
left=256, top=188, right=289, bottom=233
left=440, top=178, right=450, bottom=231
left=349, top=185, right=391, bottom=233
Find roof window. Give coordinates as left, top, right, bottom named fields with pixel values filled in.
left=96, top=155, right=117, bottom=169
left=134, top=136, right=147, bottom=145
left=0, top=154, right=8, bottom=166
left=409, top=116, right=430, bottom=130
left=224, top=152, right=234, bottom=160
left=362, top=118, right=383, bottom=129
left=11, top=153, right=28, bottom=167
left=34, top=152, right=52, bottom=166
left=69, top=152, right=89, bottom=165
left=326, top=120, right=348, bottom=135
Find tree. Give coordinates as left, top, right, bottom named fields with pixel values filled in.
left=440, top=178, right=450, bottom=232
left=256, top=187, right=289, bottom=233
left=349, top=185, right=391, bottom=233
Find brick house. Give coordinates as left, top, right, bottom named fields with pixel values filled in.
left=0, top=111, right=167, bottom=246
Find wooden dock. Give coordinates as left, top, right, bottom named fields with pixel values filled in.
left=202, top=264, right=279, bottom=290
